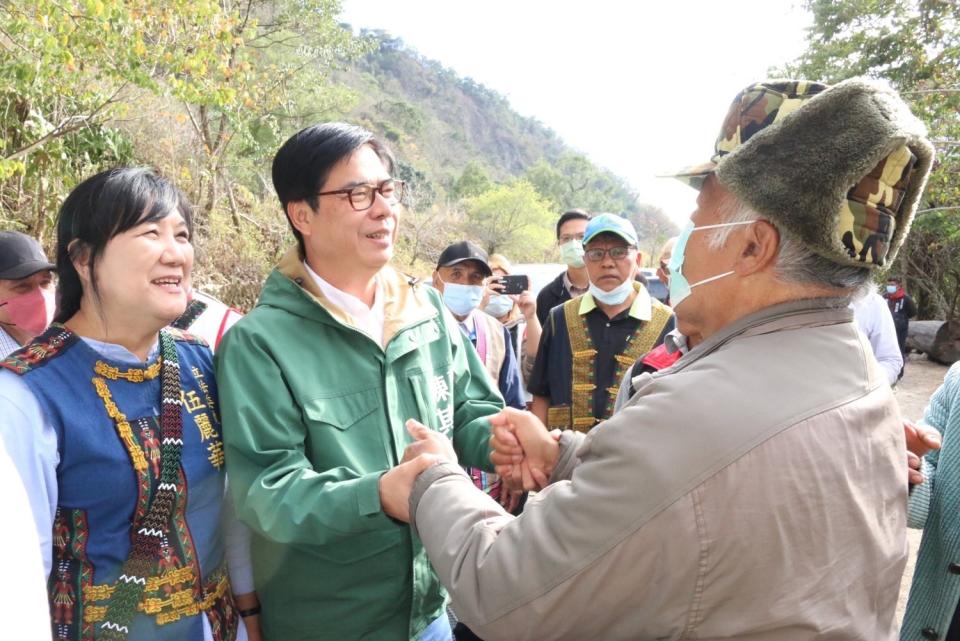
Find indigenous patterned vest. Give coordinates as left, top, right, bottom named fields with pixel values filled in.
left=547, top=297, right=672, bottom=432
left=1, top=325, right=238, bottom=641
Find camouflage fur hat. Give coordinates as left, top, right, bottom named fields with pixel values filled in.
left=668, top=78, right=935, bottom=268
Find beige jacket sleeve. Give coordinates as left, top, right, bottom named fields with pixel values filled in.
left=409, top=398, right=703, bottom=641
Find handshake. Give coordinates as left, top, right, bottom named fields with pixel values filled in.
left=489, top=407, right=562, bottom=492
left=379, top=408, right=562, bottom=522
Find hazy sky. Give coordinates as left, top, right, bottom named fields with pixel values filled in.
left=340, top=0, right=812, bottom=226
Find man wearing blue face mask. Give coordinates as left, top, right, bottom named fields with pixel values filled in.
left=527, top=214, right=674, bottom=431
left=433, top=241, right=525, bottom=413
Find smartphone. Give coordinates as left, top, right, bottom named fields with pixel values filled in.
left=498, top=274, right=529, bottom=295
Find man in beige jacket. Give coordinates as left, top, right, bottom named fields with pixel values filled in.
left=379, top=79, right=934, bottom=640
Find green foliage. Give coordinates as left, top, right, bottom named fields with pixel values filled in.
left=451, top=162, right=493, bottom=199
left=781, top=0, right=960, bottom=319
left=523, top=153, right=636, bottom=214
left=462, top=180, right=555, bottom=260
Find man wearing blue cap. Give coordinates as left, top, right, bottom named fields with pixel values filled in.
left=527, top=213, right=673, bottom=431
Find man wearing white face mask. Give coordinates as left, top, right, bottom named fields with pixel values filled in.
left=0, top=231, right=56, bottom=357
left=535, top=209, right=592, bottom=325
left=528, top=214, right=674, bottom=431
left=433, top=241, right=525, bottom=412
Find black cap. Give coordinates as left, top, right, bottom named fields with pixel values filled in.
left=0, top=231, right=55, bottom=280
left=437, top=241, right=492, bottom=277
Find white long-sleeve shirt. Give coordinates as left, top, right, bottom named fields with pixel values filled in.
left=852, top=290, right=903, bottom=385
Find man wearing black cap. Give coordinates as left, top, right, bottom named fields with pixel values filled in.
left=0, top=231, right=56, bottom=357
left=433, top=241, right=524, bottom=412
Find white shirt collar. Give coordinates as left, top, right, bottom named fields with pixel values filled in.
left=303, top=261, right=386, bottom=346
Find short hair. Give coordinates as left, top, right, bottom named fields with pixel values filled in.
left=887, top=275, right=903, bottom=283
left=55, top=167, right=193, bottom=323
left=555, top=209, right=591, bottom=239
left=272, top=122, right=396, bottom=258
left=709, top=191, right=872, bottom=298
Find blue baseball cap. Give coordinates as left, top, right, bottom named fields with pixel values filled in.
left=582, top=213, right=638, bottom=247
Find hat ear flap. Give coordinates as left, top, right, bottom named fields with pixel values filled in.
left=716, top=78, right=933, bottom=268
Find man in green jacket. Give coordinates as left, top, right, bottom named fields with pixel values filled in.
left=215, top=122, right=504, bottom=641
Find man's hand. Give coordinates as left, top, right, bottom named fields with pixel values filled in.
left=489, top=408, right=560, bottom=491
left=380, top=454, right=441, bottom=522
left=380, top=420, right=457, bottom=522
left=905, top=420, right=941, bottom=486
left=516, top=290, right=537, bottom=320
left=401, top=419, right=458, bottom=465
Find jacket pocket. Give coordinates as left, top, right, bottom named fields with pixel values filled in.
left=302, top=389, right=380, bottom=431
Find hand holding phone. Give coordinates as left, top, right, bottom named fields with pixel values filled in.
left=498, top=274, right=529, bottom=295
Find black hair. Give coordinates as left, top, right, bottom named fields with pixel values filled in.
left=555, top=208, right=591, bottom=239
left=54, top=167, right=193, bottom=323
left=271, top=122, right=395, bottom=258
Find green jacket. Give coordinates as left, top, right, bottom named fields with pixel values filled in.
left=215, top=250, right=503, bottom=641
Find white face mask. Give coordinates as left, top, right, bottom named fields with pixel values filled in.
left=559, top=240, right=586, bottom=268
left=483, top=294, right=514, bottom=318
left=588, top=276, right=634, bottom=306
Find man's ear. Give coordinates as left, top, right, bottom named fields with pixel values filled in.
left=287, top=200, right=316, bottom=239
left=432, top=270, right=443, bottom=292
left=735, top=220, right=780, bottom=276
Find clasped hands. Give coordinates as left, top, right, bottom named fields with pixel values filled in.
left=379, top=409, right=562, bottom=522
left=489, top=407, right=561, bottom=493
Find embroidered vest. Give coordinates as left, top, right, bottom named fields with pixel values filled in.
left=547, top=298, right=672, bottom=432
left=2, top=325, right=238, bottom=641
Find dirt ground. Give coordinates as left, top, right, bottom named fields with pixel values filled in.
left=894, top=352, right=952, bottom=624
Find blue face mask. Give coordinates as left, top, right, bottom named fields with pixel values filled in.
left=885, top=284, right=897, bottom=294
left=668, top=219, right=758, bottom=309
left=442, top=281, right=485, bottom=317
left=588, top=276, right=635, bottom=306
left=484, top=294, right=514, bottom=318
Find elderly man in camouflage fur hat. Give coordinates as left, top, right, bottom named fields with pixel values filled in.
left=378, top=78, right=934, bottom=640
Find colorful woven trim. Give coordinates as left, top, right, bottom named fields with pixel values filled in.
left=50, top=508, right=94, bottom=641
left=601, top=303, right=672, bottom=418
left=0, top=323, right=78, bottom=375
left=95, top=330, right=186, bottom=641
left=170, top=299, right=208, bottom=331
left=164, top=326, right=209, bottom=347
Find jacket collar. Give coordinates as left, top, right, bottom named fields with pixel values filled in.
left=674, top=297, right=853, bottom=372
left=274, top=247, right=437, bottom=347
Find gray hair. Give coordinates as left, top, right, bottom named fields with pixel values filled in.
left=707, top=192, right=873, bottom=301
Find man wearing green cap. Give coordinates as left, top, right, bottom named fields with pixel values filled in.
left=379, top=78, right=935, bottom=640
left=527, top=213, right=674, bottom=432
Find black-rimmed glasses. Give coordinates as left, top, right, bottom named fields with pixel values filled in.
left=584, top=246, right=632, bottom=262
left=317, top=179, right=405, bottom=211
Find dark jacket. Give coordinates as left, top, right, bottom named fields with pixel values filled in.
left=535, top=270, right=571, bottom=326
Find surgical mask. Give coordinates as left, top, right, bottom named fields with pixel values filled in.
left=559, top=241, right=585, bottom=268
left=484, top=294, right=514, bottom=318
left=885, top=284, right=897, bottom=294
left=441, top=281, right=484, bottom=317
left=668, top=219, right=757, bottom=309
left=0, top=286, right=56, bottom=337
left=588, top=276, right=635, bottom=306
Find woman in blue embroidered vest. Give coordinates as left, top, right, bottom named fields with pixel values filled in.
left=0, top=168, right=260, bottom=641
